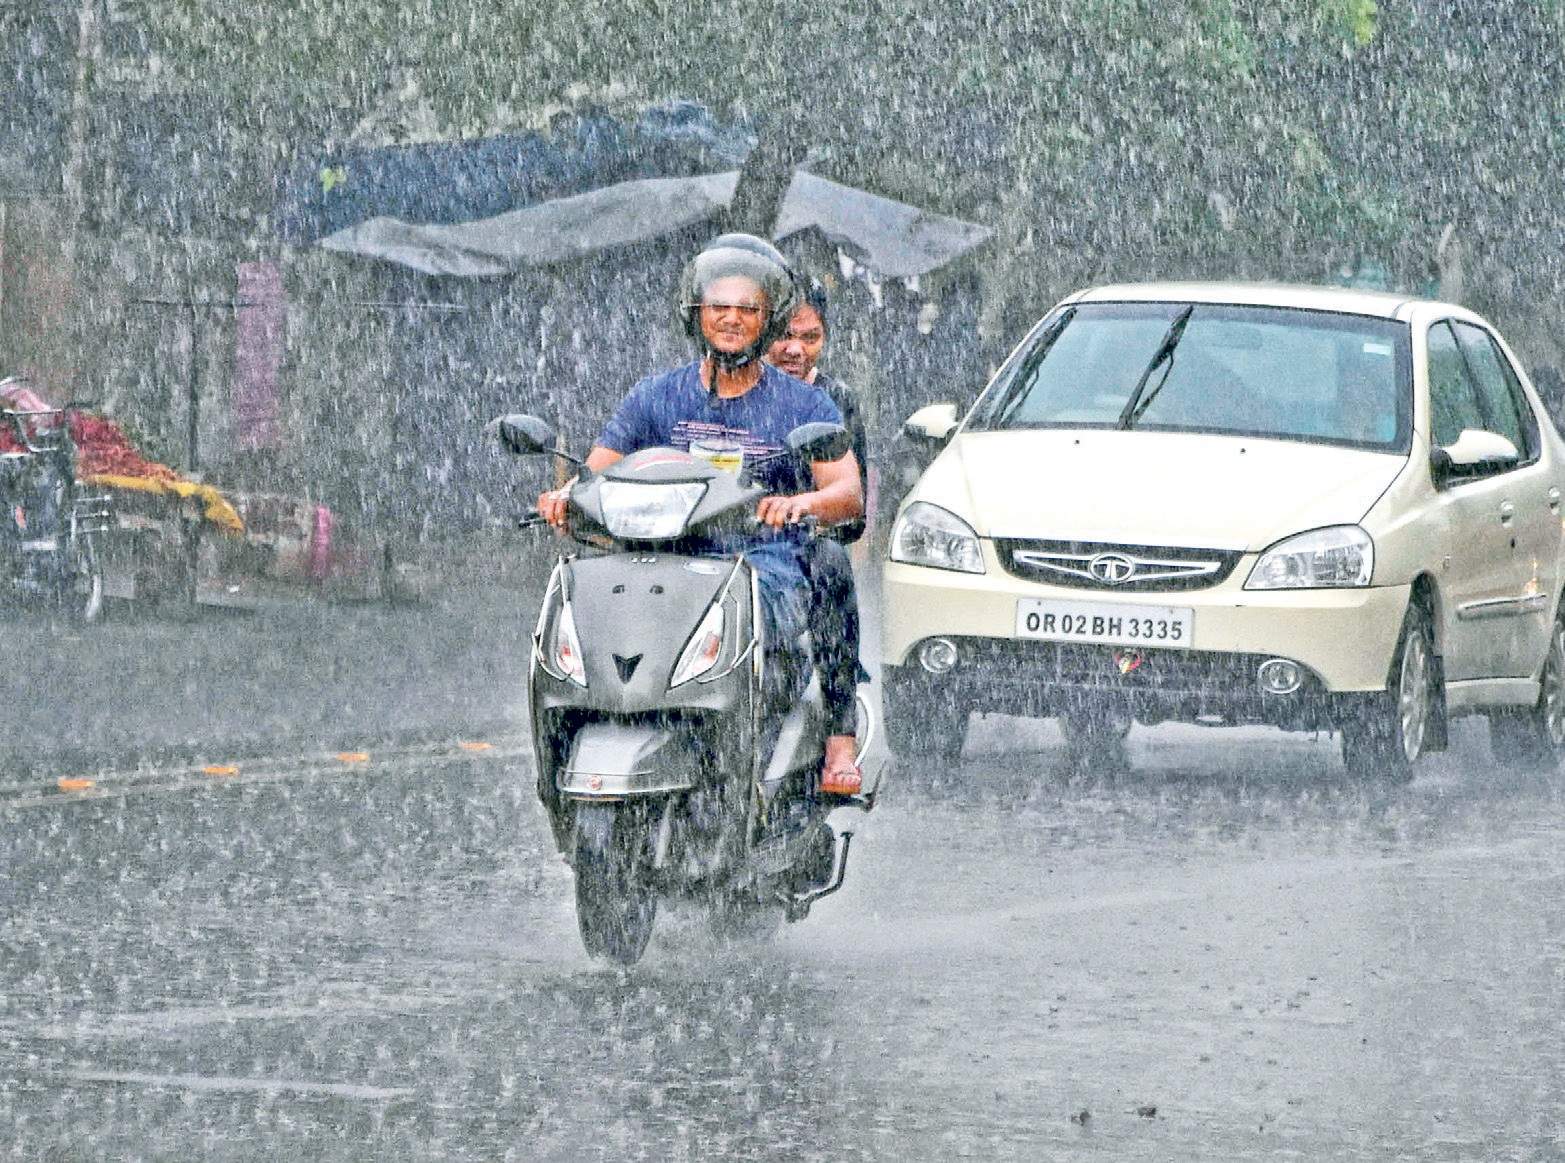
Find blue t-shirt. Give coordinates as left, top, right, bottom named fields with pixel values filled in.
left=597, top=361, right=843, bottom=497
left=595, top=360, right=844, bottom=590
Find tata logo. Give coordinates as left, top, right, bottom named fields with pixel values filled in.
left=1088, top=553, right=1137, bottom=585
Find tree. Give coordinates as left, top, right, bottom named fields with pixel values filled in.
left=23, top=0, right=1565, bottom=311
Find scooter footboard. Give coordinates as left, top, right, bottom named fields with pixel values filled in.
left=561, top=721, right=699, bottom=798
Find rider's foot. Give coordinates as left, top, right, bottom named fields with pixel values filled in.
left=820, top=733, right=861, bottom=796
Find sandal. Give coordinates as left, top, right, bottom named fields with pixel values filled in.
left=820, top=761, right=863, bottom=797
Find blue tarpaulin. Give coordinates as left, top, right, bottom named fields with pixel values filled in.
left=289, top=100, right=991, bottom=278
left=318, top=171, right=742, bottom=275
left=275, top=101, right=753, bottom=244
left=318, top=168, right=992, bottom=279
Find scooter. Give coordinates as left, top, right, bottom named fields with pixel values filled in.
left=0, top=397, right=112, bottom=622
left=491, top=413, right=880, bottom=965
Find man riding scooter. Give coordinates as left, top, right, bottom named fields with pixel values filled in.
left=538, top=234, right=865, bottom=793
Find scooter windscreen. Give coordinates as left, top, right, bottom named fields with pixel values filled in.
left=597, top=479, right=706, bottom=539
left=573, top=448, right=765, bottom=544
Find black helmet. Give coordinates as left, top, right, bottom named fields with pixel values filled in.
left=678, top=233, right=799, bottom=370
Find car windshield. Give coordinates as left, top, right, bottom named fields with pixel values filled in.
left=971, top=301, right=1413, bottom=451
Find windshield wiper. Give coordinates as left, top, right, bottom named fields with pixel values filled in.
left=1117, top=305, right=1195, bottom=430
left=984, top=307, right=1077, bottom=429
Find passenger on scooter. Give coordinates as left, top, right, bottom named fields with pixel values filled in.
left=537, top=234, right=864, bottom=793
left=765, top=278, right=870, bottom=794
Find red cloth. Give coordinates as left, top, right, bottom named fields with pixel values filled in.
left=0, top=382, right=51, bottom=413
left=1, top=381, right=178, bottom=481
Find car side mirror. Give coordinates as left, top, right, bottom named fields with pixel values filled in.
left=486, top=413, right=557, bottom=456
left=786, top=421, right=852, bottom=462
left=903, top=403, right=960, bottom=447
left=1432, top=428, right=1520, bottom=486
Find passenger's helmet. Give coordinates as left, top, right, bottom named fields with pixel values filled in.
left=678, top=233, right=800, bottom=369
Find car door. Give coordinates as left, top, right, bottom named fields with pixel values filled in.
left=1425, top=320, right=1524, bottom=682
left=1451, top=320, right=1560, bottom=677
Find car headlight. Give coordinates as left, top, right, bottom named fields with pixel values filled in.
left=1245, top=525, right=1374, bottom=590
left=890, top=501, right=985, bottom=574
left=669, top=601, right=725, bottom=688
left=598, top=480, right=706, bottom=540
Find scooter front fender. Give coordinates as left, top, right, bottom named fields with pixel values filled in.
left=560, top=721, right=698, bottom=798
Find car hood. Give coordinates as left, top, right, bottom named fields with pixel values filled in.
left=927, top=430, right=1408, bottom=551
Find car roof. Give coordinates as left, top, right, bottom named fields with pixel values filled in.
left=1064, top=281, right=1452, bottom=320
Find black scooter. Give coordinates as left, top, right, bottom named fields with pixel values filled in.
left=492, top=414, right=880, bottom=965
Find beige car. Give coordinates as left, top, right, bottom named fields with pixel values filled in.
left=881, top=282, right=1565, bottom=780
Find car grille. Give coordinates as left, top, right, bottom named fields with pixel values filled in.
left=968, top=638, right=1275, bottom=692
left=925, top=638, right=1333, bottom=727
left=994, top=538, right=1243, bottom=592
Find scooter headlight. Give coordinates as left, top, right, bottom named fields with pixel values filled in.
left=670, top=601, right=726, bottom=688
left=599, top=481, right=707, bottom=540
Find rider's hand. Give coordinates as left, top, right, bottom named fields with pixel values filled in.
left=757, top=493, right=815, bottom=529
left=536, top=479, right=576, bottom=529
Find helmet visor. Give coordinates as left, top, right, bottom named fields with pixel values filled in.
left=683, top=247, right=787, bottom=318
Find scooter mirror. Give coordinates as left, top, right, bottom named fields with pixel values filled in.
left=487, top=413, right=557, bottom=456
left=786, top=421, right=851, bottom=463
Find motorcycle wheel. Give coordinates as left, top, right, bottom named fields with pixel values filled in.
left=65, top=534, right=105, bottom=624
left=573, top=802, right=658, bottom=966
left=48, top=535, right=104, bottom=629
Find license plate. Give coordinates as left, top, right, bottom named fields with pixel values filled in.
left=1016, top=598, right=1193, bottom=648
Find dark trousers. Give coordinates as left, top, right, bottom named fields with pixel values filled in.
left=806, top=537, right=864, bottom=737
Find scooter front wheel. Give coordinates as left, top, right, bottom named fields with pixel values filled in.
left=573, top=802, right=658, bottom=966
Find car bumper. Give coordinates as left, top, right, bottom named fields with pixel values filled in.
left=882, top=554, right=1411, bottom=695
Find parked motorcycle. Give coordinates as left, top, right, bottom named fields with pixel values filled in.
left=0, top=393, right=112, bottom=622
left=492, top=413, right=880, bottom=965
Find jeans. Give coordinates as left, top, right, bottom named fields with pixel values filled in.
left=742, top=538, right=863, bottom=747
left=744, top=540, right=809, bottom=700
left=734, top=542, right=812, bottom=774
left=805, top=538, right=863, bottom=737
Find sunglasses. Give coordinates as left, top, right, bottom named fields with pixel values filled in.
left=695, top=300, right=766, bottom=319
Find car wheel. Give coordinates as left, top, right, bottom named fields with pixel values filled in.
left=1058, top=702, right=1133, bottom=771
left=1340, top=602, right=1436, bottom=784
left=882, top=666, right=968, bottom=761
left=1488, top=615, right=1565, bottom=772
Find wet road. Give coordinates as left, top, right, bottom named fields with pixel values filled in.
left=3, top=719, right=1562, bottom=1160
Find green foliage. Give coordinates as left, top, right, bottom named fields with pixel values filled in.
left=1316, top=0, right=1378, bottom=47
left=63, top=0, right=1565, bottom=314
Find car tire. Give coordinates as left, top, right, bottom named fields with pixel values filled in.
left=1340, top=602, right=1437, bottom=784
left=882, top=666, right=968, bottom=762
left=1488, top=615, right=1565, bottom=772
left=1058, top=702, right=1133, bottom=771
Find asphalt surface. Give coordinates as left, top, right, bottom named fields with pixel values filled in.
left=4, top=571, right=1563, bottom=1159
left=2, top=580, right=536, bottom=777
left=2, top=718, right=1561, bottom=1160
